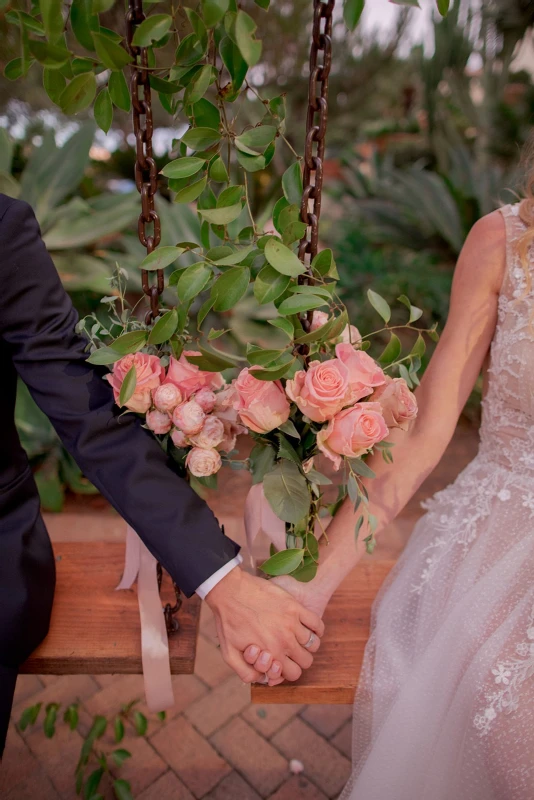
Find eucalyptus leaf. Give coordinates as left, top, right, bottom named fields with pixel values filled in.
left=344, top=0, right=365, bottom=30
left=174, top=175, right=207, bottom=204
left=212, top=267, right=250, bottom=311
left=147, top=309, right=179, bottom=345
left=259, top=548, right=305, bottom=576
left=181, top=126, right=221, bottom=151
left=93, top=32, right=131, bottom=70
left=161, top=156, right=206, bottom=179
left=277, top=294, right=327, bottom=316
left=118, top=365, right=137, bottom=407
left=131, top=14, right=172, bottom=46
left=109, top=330, right=147, bottom=354
left=254, top=264, right=290, bottom=305
left=378, top=332, right=402, bottom=365
left=367, top=288, right=391, bottom=323
left=264, top=238, right=305, bottom=277
left=282, top=162, right=303, bottom=206
left=235, top=9, right=261, bottom=66
left=108, top=70, right=131, bottom=111
left=177, top=262, right=212, bottom=302
left=263, top=461, right=310, bottom=524
left=186, top=347, right=238, bottom=371
left=139, top=246, right=185, bottom=271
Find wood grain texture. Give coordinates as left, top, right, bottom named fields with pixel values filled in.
left=251, top=560, right=396, bottom=705
left=20, top=542, right=201, bottom=675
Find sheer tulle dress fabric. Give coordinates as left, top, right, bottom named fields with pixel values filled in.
left=341, top=203, right=534, bottom=800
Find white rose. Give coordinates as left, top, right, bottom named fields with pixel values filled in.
left=172, top=400, right=205, bottom=435
left=186, top=447, right=222, bottom=477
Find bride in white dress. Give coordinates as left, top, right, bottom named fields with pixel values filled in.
left=244, top=192, right=534, bottom=798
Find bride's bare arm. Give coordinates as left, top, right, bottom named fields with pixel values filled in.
left=244, top=211, right=507, bottom=681
left=300, top=210, right=507, bottom=611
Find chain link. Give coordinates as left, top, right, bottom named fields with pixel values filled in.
left=297, top=0, right=335, bottom=342
left=126, top=0, right=163, bottom=324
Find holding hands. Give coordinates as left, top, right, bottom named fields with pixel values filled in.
left=205, top=567, right=324, bottom=687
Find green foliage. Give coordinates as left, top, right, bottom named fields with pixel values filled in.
left=17, top=698, right=164, bottom=799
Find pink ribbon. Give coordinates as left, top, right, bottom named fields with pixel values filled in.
left=116, top=525, right=175, bottom=712
left=244, top=482, right=332, bottom=556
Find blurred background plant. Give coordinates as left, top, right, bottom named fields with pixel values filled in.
left=1, top=0, right=533, bottom=505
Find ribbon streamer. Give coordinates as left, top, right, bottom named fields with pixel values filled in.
left=116, top=525, right=175, bottom=712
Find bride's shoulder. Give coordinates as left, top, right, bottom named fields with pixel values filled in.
left=458, top=210, right=506, bottom=295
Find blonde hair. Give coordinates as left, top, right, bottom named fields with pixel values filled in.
left=515, top=141, right=534, bottom=331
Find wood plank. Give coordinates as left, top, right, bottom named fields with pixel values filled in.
left=251, top=560, right=396, bottom=705
left=20, top=542, right=201, bottom=675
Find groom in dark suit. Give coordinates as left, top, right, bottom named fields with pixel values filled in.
left=0, top=194, right=323, bottom=755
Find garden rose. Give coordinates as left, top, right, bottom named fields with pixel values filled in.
left=371, top=376, right=417, bottom=431
left=310, top=310, right=329, bottom=331
left=186, top=447, right=222, bottom=477
left=341, top=324, right=362, bottom=346
left=335, top=343, right=386, bottom=402
left=190, top=415, right=225, bottom=449
left=214, top=382, right=238, bottom=413
left=146, top=409, right=172, bottom=435
left=235, top=367, right=290, bottom=434
left=106, top=352, right=164, bottom=414
left=153, top=383, right=182, bottom=414
left=217, top=418, right=247, bottom=453
left=170, top=428, right=189, bottom=448
left=172, top=400, right=205, bottom=436
left=317, top=402, right=389, bottom=470
left=195, top=388, right=217, bottom=414
left=165, top=351, right=224, bottom=399
left=285, top=358, right=350, bottom=423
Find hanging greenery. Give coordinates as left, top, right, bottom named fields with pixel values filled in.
left=2, top=0, right=444, bottom=576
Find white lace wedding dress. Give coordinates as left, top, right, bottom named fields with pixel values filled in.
left=341, top=203, right=534, bottom=800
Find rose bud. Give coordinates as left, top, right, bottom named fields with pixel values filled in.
left=186, top=447, right=222, bottom=477
left=195, top=388, right=217, bottom=414
left=172, top=400, right=205, bottom=436
left=310, top=310, right=329, bottom=331
left=171, top=428, right=189, bottom=448
left=146, top=409, right=172, bottom=435
left=341, top=324, right=362, bottom=346
left=189, top=415, right=225, bottom=449
left=153, top=383, right=182, bottom=414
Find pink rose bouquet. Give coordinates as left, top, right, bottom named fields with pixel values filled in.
left=81, top=248, right=433, bottom=582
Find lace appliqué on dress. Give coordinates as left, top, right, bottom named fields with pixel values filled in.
left=473, top=601, right=534, bottom=737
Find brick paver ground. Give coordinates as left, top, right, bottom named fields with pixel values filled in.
left=1, top=422, right=479, bottom=799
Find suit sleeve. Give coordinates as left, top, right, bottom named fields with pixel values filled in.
left=0, top=198, right=240, bottom=596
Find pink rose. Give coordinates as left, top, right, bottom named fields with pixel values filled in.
left=171, top=428, right=189, bottom=448
left=195, top=388, right=217, bottom=414
left=172, top=400, right=205, bottom=436
left=186, top=447, right=222, bottom=477
left=317, top=402, right=389, bottom=470
left=335, top=343, right=386, bottom=402
left=165, top=351, right=224, bottom=399
left=146, top=409, right=172, bottom=435
left=371, top=376, right=417, bottom=431
left=153, top=383, right=182, bottom=414
left=217, top=418, right=247, bottom=453
left=214, top=382, right=238, bottom=412
left=340, top=324, right=362, bottom=346
left=190, top=415, right=225, bottom=449
left=106, top=352, right=164, bottom=414
left=310, top=310, right=329, bottom=331
left=235, top=367, right=290, bottom=434
left=285, top=358, right=350, bottom=423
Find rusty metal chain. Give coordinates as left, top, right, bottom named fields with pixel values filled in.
left=126, top=0, right=163, bottom=324
left=297, top=0, right=335, bottom=342
left=126, top=0, right=182, bottom=636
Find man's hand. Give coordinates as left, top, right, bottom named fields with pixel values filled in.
left=205, top=567, right=324, bottom=684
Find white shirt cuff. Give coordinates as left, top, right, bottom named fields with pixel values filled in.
left=195, top=554, right=243, bottom=599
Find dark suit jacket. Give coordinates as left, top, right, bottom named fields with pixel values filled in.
left=0, top=193, right=239, bottom=689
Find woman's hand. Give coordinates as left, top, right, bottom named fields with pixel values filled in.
left=243, top=575, right=329, bottom=685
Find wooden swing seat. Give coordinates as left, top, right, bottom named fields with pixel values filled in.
left=252, top=559, right=396, bottom=705
left=20, top=541, right=201, bottom=675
